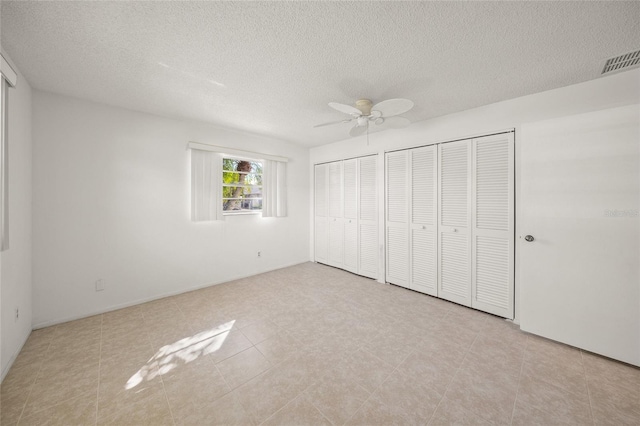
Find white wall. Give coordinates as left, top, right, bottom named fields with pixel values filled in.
left=309, top=68, right=640, bottom=323
left=32, top=91, right=309, bottom=328
left=1, top=51, right=33, bottom=379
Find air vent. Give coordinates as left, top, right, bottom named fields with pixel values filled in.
left=601, top=50, right=640, bottom=75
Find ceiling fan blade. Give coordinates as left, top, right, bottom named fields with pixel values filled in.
left=371, top=98, right=414, bottom=117
left=328, top=102, right=362, bottom=116
left=380, top=116, right=410, bottom=129
left=313, top=119, right=351, bottom=128
left=349, top=125, right=367, bottom=137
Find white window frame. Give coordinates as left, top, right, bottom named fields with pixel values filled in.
left=0, top=53, right=16, bottom=251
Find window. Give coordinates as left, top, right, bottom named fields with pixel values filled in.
left=222, top=157, right=263, bottom=213
left=1, top=77, right=8, bottom=250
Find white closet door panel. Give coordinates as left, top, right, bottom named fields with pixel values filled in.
left=359, top=156, right=377, bottom=222
left=409, top=145, right=438, bottom=296
left=328, top=161, right=343, bottom=218
left=472, top=133, right=514, bottom=318
left=439, top=232, right=470, bottom=304
left=328, top=218, right=344, bottom=267
left=438, top=140, right=472, bottom=306
left=474, top=235, right=510, bottom=313
left=314, top=164, right=327, bottom=217
left=314, top=163, right=329, bottom=264
left=386, top=225, right=409, bottom=287
left=359, top=223, right=378, bottom=279
left=411, top=228, right=437, bottom=296
left=411, top=147, right=437, bottom=226
left=314, top=217, right=328, bottom=263
left=359, top=155, right=378, bottom=279
left=440, top=142, right=469, bottom=227
left=344, top=219, right=358, bottom=273
left=476, top=137, right=510, bottom=231
left=386, top=151, right=409, bottom=286
left=344, top=159, right=358, bottom=219
left=386, top=151, right=408, bottom=224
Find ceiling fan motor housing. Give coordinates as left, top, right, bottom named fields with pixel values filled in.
left=355, top=99, right=373, bottom=115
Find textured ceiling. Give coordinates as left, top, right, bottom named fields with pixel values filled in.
left=1, top=1, right=639, bottom=147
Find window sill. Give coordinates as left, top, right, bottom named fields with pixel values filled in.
left=223, top=211, right=262, bottom=216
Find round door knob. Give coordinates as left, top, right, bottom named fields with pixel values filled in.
left=524, top=235, right=534, bottom=242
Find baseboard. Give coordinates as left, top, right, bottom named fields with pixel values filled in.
left=32, top=259, right=310, bottom=330
left=1, top=329, right=31, bottom=383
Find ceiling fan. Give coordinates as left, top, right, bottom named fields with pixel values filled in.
left=314, top=98, right=413, bottom=137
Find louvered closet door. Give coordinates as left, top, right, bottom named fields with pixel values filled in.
left=343, top=159, right=359, bottom=274
left=358, top=155, right=378, bottom=279
left=314, top=164, right=329, bottom=263
left=472, top=133, right=514, bottom=318
left=438, top=140, right=472, bottom=306
left=328, top=161, right=344, bottom=268
left=386, top=151, right=409, bottom=287
left=410, top=146, right=438, bottom=296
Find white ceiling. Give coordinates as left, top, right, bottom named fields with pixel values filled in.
left=1, top=1, right=639, bottom=147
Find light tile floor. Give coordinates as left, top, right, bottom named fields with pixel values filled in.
left=1, top=262, right=639, bottom=425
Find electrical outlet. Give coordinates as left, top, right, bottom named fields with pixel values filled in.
left=257, top=251, right=261, bottom=257
left=95, top=279, right=105, bottom=291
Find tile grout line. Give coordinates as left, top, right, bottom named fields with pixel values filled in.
left=159, top=301, right=185, bottom=426
left=16, top=326, right=58, bottom=424
left=95, top=314, right=104, bottom=426
left=340, top=343, right=417, bottom=425
left=580, top=350, right=596, bottom=426
left=508, top=334, right=529, bottom=425
left=425, top=323, right=484, bottom=425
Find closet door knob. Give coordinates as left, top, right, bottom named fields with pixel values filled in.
left=524, top=235, right=534, bottom=242
left=453, top=228, right=458, bottom=232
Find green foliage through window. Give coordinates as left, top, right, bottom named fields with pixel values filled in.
left=222, top=158, right=263, bottom=212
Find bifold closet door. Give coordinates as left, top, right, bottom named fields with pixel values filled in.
left=386, top=151, right=409, bottom=287
left=358, top=155, right=378, bottom=279
left=314, top=164, right=329, bottom=263
left=410, top=146, right=438, bottom=296
left=438, top=140, right=472, bottom=306
left=328, top=161, right=344, bottom=268
left=472, top=133, right=514, bottom=318
left=343, top=159, right=358, bottom=274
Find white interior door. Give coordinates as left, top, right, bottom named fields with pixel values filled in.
left=410, top=146, right=438, bottom=296
left=386, top=151, right=409, bottom=287
left=471, top=133, right=514, bottom=319
left=343, top=159, right=358, bottom=273
left=314, top=164, right=328, bottom=263
left=520, top=105, right=640, bottom=366
left=438, top=140, right=472, bottom=306
left=359, top=155, right=378, bottom=279
left=328, top=161, right=344, bottom=268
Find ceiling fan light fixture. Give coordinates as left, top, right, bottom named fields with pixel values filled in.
left=318, top=97, right=414, bottom=137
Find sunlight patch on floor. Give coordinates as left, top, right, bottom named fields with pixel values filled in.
left=126, top=320, right=235, bottom=390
